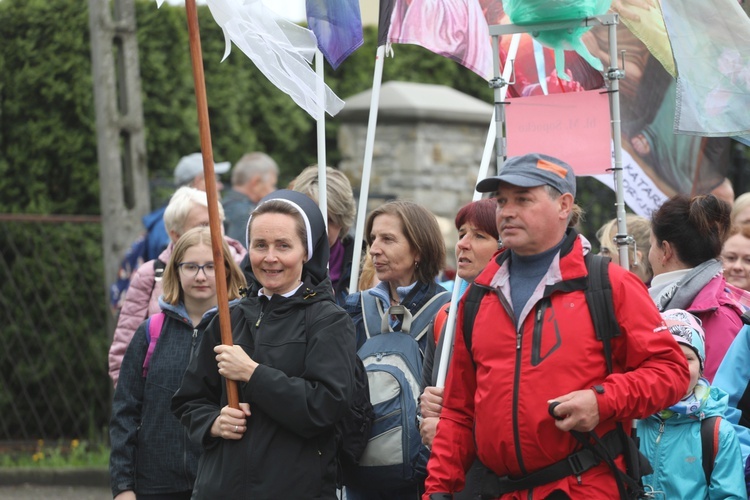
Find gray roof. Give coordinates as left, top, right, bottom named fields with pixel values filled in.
left=338, top=81, right=493, bottom=124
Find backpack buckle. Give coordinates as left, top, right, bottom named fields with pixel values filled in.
left=567, top=451, right=588, bottom=476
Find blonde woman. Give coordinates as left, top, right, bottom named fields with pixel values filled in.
left=596, top=214, right=653, bottom=284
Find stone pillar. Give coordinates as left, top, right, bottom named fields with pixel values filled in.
left=338, top=81, right=494, bottom=220
left=337, top=81, right=495, bottom=271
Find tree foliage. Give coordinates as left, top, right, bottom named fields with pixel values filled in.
left=0, top=0, right=495, bottom=216
left=0, top=0, right=98, bottom=214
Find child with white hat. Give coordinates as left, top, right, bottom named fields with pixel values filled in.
left=638, top=309, right=746, bottom=499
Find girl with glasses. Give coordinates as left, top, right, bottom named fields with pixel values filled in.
left=109, top=226, right=246, bottom=500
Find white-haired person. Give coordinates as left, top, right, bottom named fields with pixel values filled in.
left=731, top=192, right=750, bottom=229
left=596, top=214, right=654, bottom=285
left=108, top=186, right=246, bottom=386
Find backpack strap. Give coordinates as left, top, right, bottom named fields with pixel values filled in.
left=409, top=291, right=450, bottom=342
left=462, top=284, right=489, bottom=360
left=433, top=305, right=450, bottom=346
left=583, top=253, right=651, bottom=500
left=583, top=253, right=621, bottom=375
left=147, top=259, right=167, bottom=306
left=362, top=288, right=449, bottom=342
left=142, top=312, right=166, bottom=378
left=701, top=416, right=721, bottom=485
left=361, top=292, right=385, bottom=340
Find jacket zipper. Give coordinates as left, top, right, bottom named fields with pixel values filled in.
left=654, top=419, right=665, bottom=485
left=489, top=287, right=527, bottom=476
left=513, top=308, right=527, bottom=476
left=184, top=327, right=200, bottom=487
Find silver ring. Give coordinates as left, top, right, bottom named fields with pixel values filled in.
left=234, top=425, right=238, bottom=433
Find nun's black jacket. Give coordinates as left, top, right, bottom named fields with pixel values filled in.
left=171, top=273, right=356, bottom=500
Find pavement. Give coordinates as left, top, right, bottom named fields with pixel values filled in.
left=0, top=468, right=110, bottom=499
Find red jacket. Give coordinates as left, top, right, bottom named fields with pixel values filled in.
left=424, top=231, right=689, bottom=499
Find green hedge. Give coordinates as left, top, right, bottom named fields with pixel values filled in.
left=0, top=0, right=492, bottom=440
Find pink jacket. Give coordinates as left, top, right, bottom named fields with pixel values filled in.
left=108, top=236, right=246, bottom=386
left=687, top=274, right=745, bottom=381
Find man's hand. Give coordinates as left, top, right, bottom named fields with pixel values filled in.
left=420, top=416, right=439, bottom=447
left=420, top=386, right=444, bottom=418
left=547, top=389, right=600, bottom=432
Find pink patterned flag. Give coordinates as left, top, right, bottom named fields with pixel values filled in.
left=380, top=0, right=493, bottom=81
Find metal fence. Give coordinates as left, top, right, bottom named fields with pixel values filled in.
left=0, top=215, right=111, bottom=445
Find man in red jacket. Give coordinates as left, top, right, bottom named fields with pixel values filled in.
left=424, top=153, right=690, bottom=499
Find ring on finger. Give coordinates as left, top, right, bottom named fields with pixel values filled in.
left=234, top=425, right=238, bottom=433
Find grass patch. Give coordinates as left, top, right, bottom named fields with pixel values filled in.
left=0, top=439, right=109, bottom=468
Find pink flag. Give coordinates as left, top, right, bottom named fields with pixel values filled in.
left=506, top=90, right=612, bottom=175
left=382, top=0, right=493, bottom=81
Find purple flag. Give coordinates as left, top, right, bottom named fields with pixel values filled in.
left=306, top=0, right=364, bottom=69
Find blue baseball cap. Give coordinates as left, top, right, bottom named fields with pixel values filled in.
left=476, top=153, right=576, bottom=198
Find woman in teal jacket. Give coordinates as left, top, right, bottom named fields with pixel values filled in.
left=639, top=309, right=746, bottom=499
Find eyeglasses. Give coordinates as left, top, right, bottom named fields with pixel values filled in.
left=178, top=262, right=216, bottom=277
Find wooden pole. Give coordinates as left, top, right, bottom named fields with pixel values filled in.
left=184, top=0, right=239, bottom=409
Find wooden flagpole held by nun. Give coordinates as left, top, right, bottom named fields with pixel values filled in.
left=184, top=0, right=239, bottom=409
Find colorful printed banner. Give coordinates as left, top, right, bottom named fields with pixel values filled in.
left=480, top=0, right=733, bottom=208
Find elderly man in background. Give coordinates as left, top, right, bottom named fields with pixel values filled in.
left=223, top=152, right=278, bottom=245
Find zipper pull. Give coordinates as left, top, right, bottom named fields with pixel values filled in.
left=255, top=311, right=264, bottom=328
left=516, top=332, right=522, bottom=350
left=192, top=328, right=198, bottom=347
left=655, top=420, right=665, bottom=444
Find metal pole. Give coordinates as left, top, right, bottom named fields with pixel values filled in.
left=348, top=45, right=386, bottom=294
left=491, top=34, right=508, bottom=172
left=606, top=17, right=630, bottom=271
left=435, top=33, right=521, bottom=388
left=315, top=49, right=328, bottom=231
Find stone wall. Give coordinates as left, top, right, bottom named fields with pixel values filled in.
left=338, top=120, right=493, bottom=219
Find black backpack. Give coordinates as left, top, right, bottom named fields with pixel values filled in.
left=461, top=253, right=650, bottom=500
